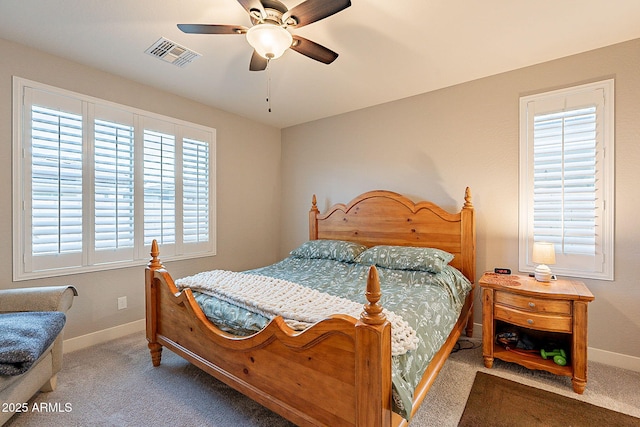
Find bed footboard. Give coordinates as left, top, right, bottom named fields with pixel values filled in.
left=146, top=240, right=393, bottom=427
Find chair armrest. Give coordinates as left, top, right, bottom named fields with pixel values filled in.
left=0, top=285, right=77, bottom=313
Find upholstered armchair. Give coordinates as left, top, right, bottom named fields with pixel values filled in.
left=0, top=285, right=77, bottom=425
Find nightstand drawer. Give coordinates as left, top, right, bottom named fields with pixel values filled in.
left=494, top=305, right=572, bottom=333
left=495, top=291, right=572, bottom=315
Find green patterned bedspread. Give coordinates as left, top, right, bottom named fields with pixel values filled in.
left=190, top=256, right=472, bottom=420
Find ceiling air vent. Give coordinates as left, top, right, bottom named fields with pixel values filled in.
left=145, top=37, right=201, bottom=68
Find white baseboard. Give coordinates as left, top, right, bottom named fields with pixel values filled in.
left=588, top=347, right=640, bottom=372
left=63, top=319, right=145, bottom=353
left=467, top=322, right=640, bottom=373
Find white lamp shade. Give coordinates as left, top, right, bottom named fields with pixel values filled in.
left=246, top=24, right=292, bottom=59
left=532, top=242, right=556, bottom=265
left=532, top=242, right=556, bottom=282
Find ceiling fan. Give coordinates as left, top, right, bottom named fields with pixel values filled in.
left=178, top=0, right=351, bottom=71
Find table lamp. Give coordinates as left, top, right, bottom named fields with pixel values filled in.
left=532, top=242, right=556, bottom=282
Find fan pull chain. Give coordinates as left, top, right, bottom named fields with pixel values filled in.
left=266, top=60, right=272, bottom=113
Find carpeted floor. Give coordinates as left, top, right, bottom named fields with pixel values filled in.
left=5, top=332, right=640, bottom=426
left=459, top=371, right=640, bottom=426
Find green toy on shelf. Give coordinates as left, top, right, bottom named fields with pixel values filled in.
left=541, top=348, right=567, bottom=366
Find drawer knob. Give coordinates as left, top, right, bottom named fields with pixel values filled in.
left=528, top=302, right=536, bottom=308
left=527, top=319, right=534, bottom=325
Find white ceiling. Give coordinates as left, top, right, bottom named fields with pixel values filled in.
left=1, top=1, right=639, bottom=129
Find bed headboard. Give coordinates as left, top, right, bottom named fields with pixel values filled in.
left=309, top=188, right=476, bottom=283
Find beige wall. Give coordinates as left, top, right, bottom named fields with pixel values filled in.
left=281, top=39, right=640, bottom=361
left=0, top=38, right=282, bottom=339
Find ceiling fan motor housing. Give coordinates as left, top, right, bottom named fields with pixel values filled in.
left=250, top=0, right=291, bottom=26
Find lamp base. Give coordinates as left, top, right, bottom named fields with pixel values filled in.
left=534, top=264, right=552, bottom=282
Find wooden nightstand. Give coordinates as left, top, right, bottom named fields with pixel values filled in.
left=479, top=272, right=595, bottom=393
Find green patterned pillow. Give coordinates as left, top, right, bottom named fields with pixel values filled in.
left=290, top=240, right=368, bottom=263
left=355, top=245, right=454, bottom=273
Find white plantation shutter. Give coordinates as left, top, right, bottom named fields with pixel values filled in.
left=533, top=107, right=598, bottom=255
left=93, top=106, right=135, bottom=263
left=520, top=80, right=614, bottom=280
left=26, top=89, right=84, bottom=272
left=143, top=128, right=176, bottom=247
left=14, top=78, right=216, bottom=280
left=182, top=137, right=210, bottom=246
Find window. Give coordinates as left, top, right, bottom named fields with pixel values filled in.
left=182, top=137, right=211, bottom=247
left=13, top=77, right=216, bottom=280
left=519, top=80, right=614, bottom=280
left=93, top=106, right=136, bottom=264
left=143, top=127, right=177, bottom=247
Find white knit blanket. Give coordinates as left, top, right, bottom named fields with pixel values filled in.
left=175, top=270, right=418, bottom=356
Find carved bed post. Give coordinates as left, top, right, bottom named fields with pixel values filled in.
left=309, top=194, right=319, bottom=241
left=461, top=187, right=476, bottom=337
left=146, top=239, right=163, bottom=366
left=355, top=266, right=392, bottom=427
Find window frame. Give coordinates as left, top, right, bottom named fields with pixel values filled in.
left=12, top=77, right=216, bottom=281
left=518, top=79, right=614, bottom=281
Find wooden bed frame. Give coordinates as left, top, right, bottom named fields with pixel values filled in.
left=146, top=188, right=476, bottom=426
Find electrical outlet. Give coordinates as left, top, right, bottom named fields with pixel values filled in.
left=117, top=296, right=127, bottom=310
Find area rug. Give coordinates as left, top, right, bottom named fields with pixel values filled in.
left=458, top=371, right=640, bottom=427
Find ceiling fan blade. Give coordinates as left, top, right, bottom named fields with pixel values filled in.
left=249, top=50, right=269, bottom=71
left=283, top=0, right=351, bottom=28
left=291, top=36, right=338, bottom=64
left=177, top=24, right=247, bottom=35
left=237, top=0, right=266, bottom=19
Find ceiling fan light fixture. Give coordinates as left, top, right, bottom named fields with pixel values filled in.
left=246, top=23, right=292, bottom=59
